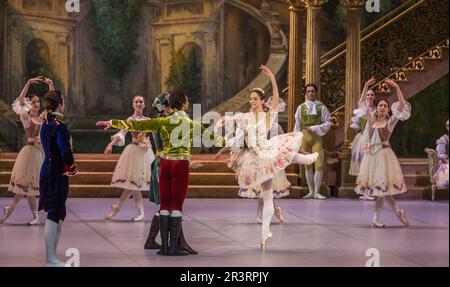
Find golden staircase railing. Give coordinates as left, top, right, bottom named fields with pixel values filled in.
left=281, top=0, right=448, bottom=124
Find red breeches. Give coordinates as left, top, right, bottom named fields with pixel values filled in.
left=158, top=158, right=190, bottom=212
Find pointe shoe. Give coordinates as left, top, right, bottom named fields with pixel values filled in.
left=274, top=207, right=285, bottom=224
left=0, top=206, right=12, bottom=224
left=256, top=217, right=262, bottom=224
left=260, top=231, right=273, bottom=252
left=396, top=209, right=410, bottom=227
left=359, top=194, right=375, bottom=201
left=28, top=216, right=40, bottom=226
left=105, top=204, right=120, bottom=220
left=131, top=213, right=145, bottom=222
left=314, top=193, right=327, bottom=200
left=302, top=192, right=314, bottom=199
left=371, top=217, right=385, bottom=228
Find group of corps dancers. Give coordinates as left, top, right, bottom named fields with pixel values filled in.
left=2, top=63, right=444, bottom=267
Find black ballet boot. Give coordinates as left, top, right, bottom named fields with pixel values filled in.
left=178, top=224, right=198, bottom=255
left=144, top=214, right=161, bottom=250
left=168, top=217, right=189, bottom=256
left=156, top=214, right=170, bottom=255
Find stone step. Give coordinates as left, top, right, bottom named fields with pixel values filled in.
left=0, top=184, right=427, bottom=199
left=0, top=171, right=301, bottom=186
left=0, top=184, right=312, bottom=198
left=0, top=157, right=300, bottom=173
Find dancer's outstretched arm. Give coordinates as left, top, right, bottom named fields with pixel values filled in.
left=260, top=65, right=279, bottom=112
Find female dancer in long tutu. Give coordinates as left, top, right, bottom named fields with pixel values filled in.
left=349, top=77, right=377, bottom=201
left=1, top=77, right=53, bottom=225
left=355, top=79, right=411, bottom=228
left=104, top=95, right=155, bottom=222
left=215, top=65, right=318, bottom=251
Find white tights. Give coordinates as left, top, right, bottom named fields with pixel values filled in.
left=260, top=179, right=274, bottom=241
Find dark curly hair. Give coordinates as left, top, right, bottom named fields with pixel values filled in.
left=169, top=90, right=187, bottom=110
left=43, top=90, right=63, bottom=112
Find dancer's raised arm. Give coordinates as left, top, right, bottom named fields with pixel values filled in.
left=358, top=77, right=377, bottom=107
left=260, top=65, right=279, bottom=112
left=42, top=77, right=54, bottom=91
left=385, top=79, right=405, bottom=112
left=18, top=77, right=41, bottom=104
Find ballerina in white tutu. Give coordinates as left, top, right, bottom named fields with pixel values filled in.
left=1, top=76, right=53, bottom=225
left=103, top=95, right=155, bottom=221
left=215, top=65, right=318, bottom=251
left=355, top=79, right=411, bottom=228
left=349, top=77, right=377, bottom=201
left=216, top=104, right=291, bottom=225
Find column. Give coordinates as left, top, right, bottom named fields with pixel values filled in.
left=304, top=0, right=327, bottom=99
left=287, top=0, right=305, bottom=132
left=337, top=0, right=365, bottom=198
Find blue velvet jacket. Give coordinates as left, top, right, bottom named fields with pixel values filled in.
left=38, top=112, right=75, bottom=214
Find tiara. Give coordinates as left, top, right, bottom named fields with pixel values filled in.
left=250, top=88, right=265, bottom=96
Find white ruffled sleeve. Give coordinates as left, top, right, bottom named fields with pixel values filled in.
left=265, top=97, right=286, bottom=112
left=111, top=130, right=127, bottom=146
left=388, top=101, right=411, bottom=132
left=350, top=105, right=368, bottom=131
left=12, top=98, right=32, bottom=128
left=309, top=105, right=332, bottom=136
left=293, top=105, right=302, bottom=133
left=12, top=97, right=31, bottom=115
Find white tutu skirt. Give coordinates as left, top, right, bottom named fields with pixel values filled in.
left=355, top=147, right=407, bottom=197
left=8, top=145, right=44, bottom=196
left=233, top=132, right=302, bottom=189
left=111, top=144, right=155, bottom=191
left=238, top=169, right=290, bottom=198
left=349, top=132, right=367, bottom=176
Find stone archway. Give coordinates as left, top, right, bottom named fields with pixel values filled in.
left=180, top=42, right=205, bottom=107
left=25, top=38, right=51, bottom=78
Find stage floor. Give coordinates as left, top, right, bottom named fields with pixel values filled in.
left=0, top=198, right=448, bottom=267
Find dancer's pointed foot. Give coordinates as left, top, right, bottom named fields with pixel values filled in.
left=105, top=204, right=120, bottom=220
left=396, top=209, right=410, bottom=227
left=27, top=216, right=40, bottom=226
left=371, top=216, right=385, bottom=228
left=359, top=194, right=375, bottom=201
left=131, top=213, right=145, bottom=222
left=274, top=206, right=285, bottom=224
left=260, top=231, right=273, bottom=252
left=0, top=206, right=12, bottom=224
left=314, top=193, right=327, bottom=200
left=302, top=192, right=314, bottom=199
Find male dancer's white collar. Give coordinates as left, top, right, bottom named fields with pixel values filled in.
left=304, top=100, right=321, bottom=116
